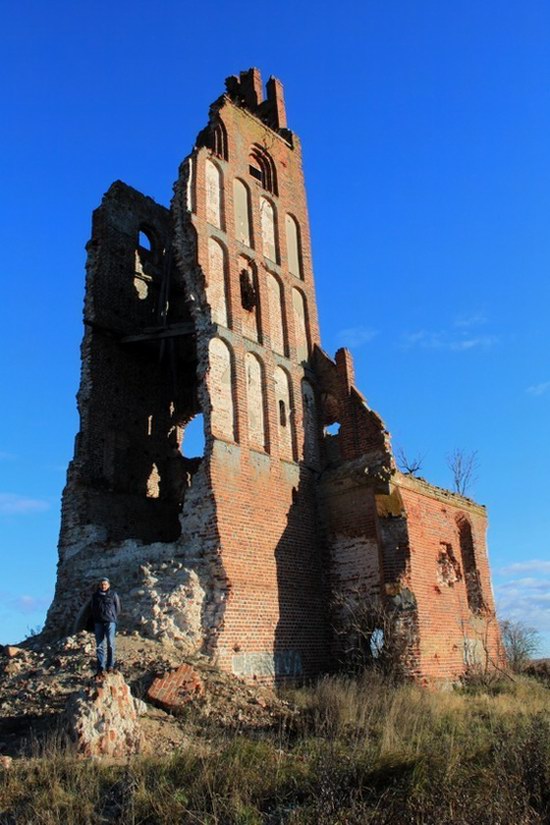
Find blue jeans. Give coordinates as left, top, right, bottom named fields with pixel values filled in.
left=94, top=621, right=117, bottom=671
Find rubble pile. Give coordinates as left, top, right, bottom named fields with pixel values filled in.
left=0, top=632, right=294, bottom=759
left=64, top=672, right=143, bottom=757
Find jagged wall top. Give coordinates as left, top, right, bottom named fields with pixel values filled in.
left=224, top=68, right=288, bottom=133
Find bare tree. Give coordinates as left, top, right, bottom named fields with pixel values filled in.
left=396, top=446, right=425, bottom=477
left=447, top=448, right=479, bottom=496
left=500, top=619, right=540, bottom=672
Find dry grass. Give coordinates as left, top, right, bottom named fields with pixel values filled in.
left=1, top=673, right=548, bottom=824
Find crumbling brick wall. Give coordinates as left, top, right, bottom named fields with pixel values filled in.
left=394, top=475, right=502, bottom=681
left=45, top=68, right=502, bottom=684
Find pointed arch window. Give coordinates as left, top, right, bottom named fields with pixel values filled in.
left=260, top=197, right=277, bottom=262
left=197, top=119, right=228, bottom=161
left=274, top=366, right=294, bottom=461
left=249, top=145, right=278, bottom=195
left=212, top=120, right=228, bottom=160
left=233, top=179, right=252, bottom=247
left=205, top=159, right=223, bottom=229
left=285, top=214, right=302, bottom=278
left=208, top=338, right=236, bottom=441
left=457, top=516, right=485, bottom=614
left=245, top=352, right=267, bottom=450
left=207, top=238, right=229, bottom=327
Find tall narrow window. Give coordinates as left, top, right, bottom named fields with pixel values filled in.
left=249, top=145, right=277, bottom=194
left=260, top=197, right=277, bottom=262
left=239, top=256, right=260, bottom=343
left=266, top=272, right=285, bottom=355
left=208, top=338, right=235, bottom=441
left=292, top=288, right=309, bottom=362
left=274, top=367, right=293, bottom=461
left=205, top=159, right=222, bottom=228
left=212, top=120, right=228, bottom=160
left=207, top=238, right=229, bottom=327
left=285, top=214, right=302, bottom=278
left=245, top=352, right=266, bottom=450
left=134, top=226, right=157, bottom=288
left=457, top=516, right=484, bottom=613
left=233, top=179, right=252, bottom=247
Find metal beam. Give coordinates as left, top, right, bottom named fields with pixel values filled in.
left=121, top=322, right=194, bottom=344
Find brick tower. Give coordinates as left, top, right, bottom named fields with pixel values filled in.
left=44, top=69, right=502, bottom=684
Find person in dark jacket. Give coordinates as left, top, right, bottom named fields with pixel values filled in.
left=90, top=577, right=121, bottom=677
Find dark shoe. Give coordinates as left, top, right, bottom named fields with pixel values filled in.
left=94, top=669, right=105, bottom=680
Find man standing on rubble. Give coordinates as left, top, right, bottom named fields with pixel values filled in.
left=90, top=577, right=121, bottom=677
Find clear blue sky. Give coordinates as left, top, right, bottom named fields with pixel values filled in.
left=1, top=1, right=549, bottom=655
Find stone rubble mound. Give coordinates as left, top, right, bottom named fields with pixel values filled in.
left=0, top=632, right=294, bottom=759
left=64, top=672, right=143, bottom=757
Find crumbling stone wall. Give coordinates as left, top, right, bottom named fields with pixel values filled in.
left=45, top=68, right=502, bottom=684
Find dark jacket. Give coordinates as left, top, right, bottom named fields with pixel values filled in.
left=91, top=589, right=121, bottom=623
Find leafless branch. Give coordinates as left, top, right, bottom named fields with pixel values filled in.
left=500, top=619, right=540, bottom=672
left=396, top=446, right=426, bottom=476
left=447, top=448, right=479, bottom=496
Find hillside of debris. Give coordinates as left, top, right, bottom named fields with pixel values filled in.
left=0, top=632, right=293, bottom=759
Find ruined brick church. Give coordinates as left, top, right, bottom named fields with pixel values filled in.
left=44, top=69, right=501, bottom=683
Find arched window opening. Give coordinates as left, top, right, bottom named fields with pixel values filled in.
left=134, top=225, right=160, bottom=297
left=249, top=159, right=262, bottom=183
left=138, top=229, right=152, bottom=251
left=260, top=197, right=277, bottom=262
left=197, top=119, right=228, bottom=161
left=285, top=214, right=302, bottom=278
left=245, top=352, right=267, bottom=450
left=208, top=338, right=236, bottom=441
left=207, top=238, right=229, bottom=327
left=266, top=272, right=286, bottom=356
left=171, top=413, right=205, bottom=501
left=249, top=145, right=277, bottom=195
left=457, top=516, right=485, bottom=613
left=212, top=120, right=228, bottom=161
left=240, top=268, right=257, bottom=311
left=292, top=287, right=309, bottom=363
left=205, top=159, right=223, bottom=229
left=324, top=422, right=340, bottom=436
left=180, top=413, right=206, bottom=458
left=233, top=178, right=252, bottom=246
left=239, top=256, right=260, bottom=343
left=275, top=366, right=294, bottom=460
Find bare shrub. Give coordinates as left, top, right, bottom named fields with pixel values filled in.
left=447, top=448, right=479, bottom=496
left=396, top=446, right=425, bottom=476
left=331, top=590, right=407, bottom=680
left=500, top=619, right=540, bottom=672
